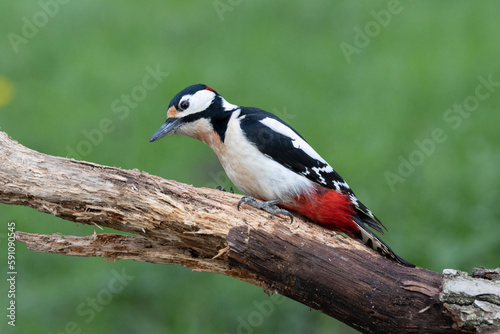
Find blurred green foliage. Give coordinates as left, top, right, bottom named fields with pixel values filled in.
left=1, top=1, right=499, bottom=333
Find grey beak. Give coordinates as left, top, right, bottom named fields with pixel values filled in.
left=149, top=118, right=182, bottom=142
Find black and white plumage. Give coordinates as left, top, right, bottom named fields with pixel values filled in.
left=150, top=84, right=414, bottom=267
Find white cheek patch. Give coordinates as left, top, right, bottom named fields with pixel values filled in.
left=182, top=90, right=216, bottom=116
left=259, top=117, right=328, bottom=164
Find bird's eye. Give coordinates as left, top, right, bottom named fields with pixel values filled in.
left=179, top=100, right=190, bottom=111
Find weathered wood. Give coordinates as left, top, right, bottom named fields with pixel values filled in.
left=227, top=225, right=455, bottom=333
left=1, top=130, right=497, bottom=333
left=441, top=268, right=500, bottom=333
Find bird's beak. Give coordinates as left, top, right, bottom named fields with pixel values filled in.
left=149, top=117, right=182, bottom=142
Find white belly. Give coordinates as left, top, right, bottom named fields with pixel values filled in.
left=213, top=111, right=313, bottom=202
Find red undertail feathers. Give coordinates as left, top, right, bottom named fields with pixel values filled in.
left=281, top=187, right=359, bottom=236
left=280, top=186, right=415, bottom=267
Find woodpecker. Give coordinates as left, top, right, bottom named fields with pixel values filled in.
left=150, top=84, right=414, bottom=267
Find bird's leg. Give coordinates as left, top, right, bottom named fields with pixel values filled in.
left=215, top=186, right=234, bottom=193
left=237, top=196, right=293, bottom=222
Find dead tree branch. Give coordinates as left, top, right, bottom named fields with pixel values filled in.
left=1, top=131, right=498, bottom=333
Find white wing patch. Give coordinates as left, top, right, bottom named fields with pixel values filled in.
left=219, top=111, right=314, bottom=202
left=259, top=117, right=330, bottom=166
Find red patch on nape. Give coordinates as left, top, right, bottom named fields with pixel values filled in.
left=280, top=187, right=360, bottom=237
left=205, top=86, right=216, bottom=93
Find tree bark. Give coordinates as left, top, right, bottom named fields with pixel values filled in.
left=1, top=131, right=498, bottom=333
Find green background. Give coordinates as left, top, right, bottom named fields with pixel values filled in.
left=1, top=1, right=499, bottom=333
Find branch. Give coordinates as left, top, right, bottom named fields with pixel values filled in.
left=1, top=131, right=497, bottom=333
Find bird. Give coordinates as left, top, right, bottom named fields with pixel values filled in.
left=149, top=84, right=414, bottom=267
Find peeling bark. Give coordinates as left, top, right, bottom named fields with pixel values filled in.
left=441, top=268, right=500, bottom=333
left=1, top=131, right=498, bottom=333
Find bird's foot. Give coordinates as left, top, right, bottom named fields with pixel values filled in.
left=237, top=196, right=293, bottom=222
left=215, top=185, right=234, bottom=193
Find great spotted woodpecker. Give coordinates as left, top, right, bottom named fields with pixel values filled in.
left=150, top=84, right=414, bottom=267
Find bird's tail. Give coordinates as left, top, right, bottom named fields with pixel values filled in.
left=352, top=217, right=415, bottom=267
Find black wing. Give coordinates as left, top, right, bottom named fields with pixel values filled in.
left=238, top=107, right=386, bottom=233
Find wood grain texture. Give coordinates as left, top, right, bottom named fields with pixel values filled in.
left=1, top=131, right=494, bottom=333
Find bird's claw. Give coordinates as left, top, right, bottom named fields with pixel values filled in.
left=215, top=185, right=234, bottom=193
left=237, top=196, right=293, bottom=223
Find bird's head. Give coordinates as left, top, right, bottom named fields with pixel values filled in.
left=149, top=84, right=237, bottom=143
